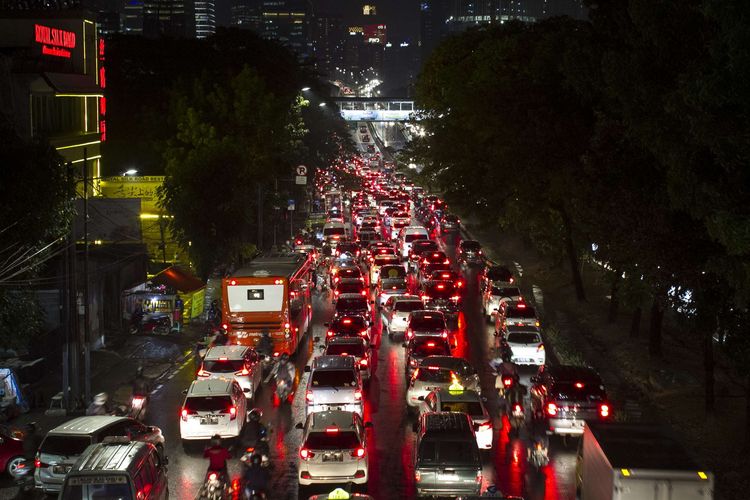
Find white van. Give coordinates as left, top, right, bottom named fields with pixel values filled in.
left=399, top=226, right=430, bottom=258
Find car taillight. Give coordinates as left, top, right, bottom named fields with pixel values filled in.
left=327, top=330, right=335, bottom=337
left=546, top=402, right=558, bottom=416
left=360, top=359, right=368, bottom=367
left=421, top=295, right=430, bottom=301
left=208, top=472, right=218, bottom=481
left=306, top=390, right=314, bottom=402
left=415, top=471, right=422, bottom=482
left=334, top=290, right=340, bottom=297
left=360, top=290, right=367, bottom=296
left=475, top=471, right=482, bottom=483
left=300, top=448, right=315, bottom=460
left=351, top=447, right=366, bottom=458
left=441, top=330, right=448, bottom=339
left=409, top=358, right=417, bottom=367
left=235, top=366, right=250, bottom=376
left=181, top=408, right=189, bottom=421
left=35, top=457, right=45, bottom=469
left=354, top=389, right=362, bottom=400
left=197, top=368, right=210, bottom=377
left=406, top=328, right=413, bottom=339
left=229, top=406, right=237, bottom=420
left=599, top=403, right=610, bottom=418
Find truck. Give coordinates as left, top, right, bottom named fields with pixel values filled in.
left=578, top=422, right=714, bottom=500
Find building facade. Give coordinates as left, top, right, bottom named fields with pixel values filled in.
left=194, top=0, right=216, bottom=38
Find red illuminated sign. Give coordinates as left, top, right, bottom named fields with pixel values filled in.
left=35, top=24, right=76, bottom=58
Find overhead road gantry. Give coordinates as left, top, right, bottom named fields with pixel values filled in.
left=334, top=97, right=422, bottom=121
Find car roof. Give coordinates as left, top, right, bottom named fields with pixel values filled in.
left=337, top=293, right=367, bottom=300
left=546, top=365, right=601, bottom=382
left=49, top=416, right=129, bottom=435
left=411, top=310, right=445, bottom=319
left=308, top=410, right=360, bottom=431
left=188, top=378, right=234, bottom=396
left=312, top=355, right=356, bottom=369
left=435, top=388, right=482, bottom=403
left=505, top=325, right=542, bottom=334
left=421, top=412, right=473, bottom=434
left=204, top=345, right=249, bottom=360
left=420, top=355, right=469, bottom=370
left=70, top=439, right=151, bottom=474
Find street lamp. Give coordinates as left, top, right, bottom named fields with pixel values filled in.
left=319, top=102, right=326, bottom=107
left=301, top=87, right=311, bottom=92
left=122, top=169, right=138, bottom=176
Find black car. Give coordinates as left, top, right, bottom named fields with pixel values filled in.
left=439, top=214, right=461, bottom=234
left=334, top=293, right=371, bottom=319
left=403, top=337, right=452, bottom=379
left=325, top=315, right=371, bottom=343
left=485, top=265, right=514, bottom=284
left=457, top=240, right=484, bottom=265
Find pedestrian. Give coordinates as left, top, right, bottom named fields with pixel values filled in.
left=174, top=294, right=184, bottom=333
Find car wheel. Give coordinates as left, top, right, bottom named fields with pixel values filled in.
left=6, top=456, right=25, bottom=479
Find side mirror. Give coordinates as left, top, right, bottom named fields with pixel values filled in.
left=304, top=366, right=311, bottom=372
left=364, top=421, right=374, bottom=429
left=181, top=389, right=188, bottom=395
left=295, top=423, right=304, bottom=430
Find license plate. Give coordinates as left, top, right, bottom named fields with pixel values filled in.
left=53, top=465, right=71, bottom=474
left=200, top=417, right=219, bottom=425
left=322, top=453, right=343, bottom=462
left=438, top=473, right=457, bottom=481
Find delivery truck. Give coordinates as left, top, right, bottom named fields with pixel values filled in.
left=577, top=422, right=713, bottom=500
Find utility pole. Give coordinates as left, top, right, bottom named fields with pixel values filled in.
left=66, top=162, right=80, bottom=410
left=61, top=163, right=71, bottom=410
left=158, top=213, right=167, bottom=264
left=257, top=184, right=263, bottom=250
left=82, top=149, right=91, bottom=405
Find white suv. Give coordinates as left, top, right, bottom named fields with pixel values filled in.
left=198, top=345, right=263, bottom=401
left=296, top=410, right=373, bottom=486
left=179, top=378, right=247, bottom=448
left=304, top=355, right=363, bottom=417
left=399, top=226, right=429, bottom=258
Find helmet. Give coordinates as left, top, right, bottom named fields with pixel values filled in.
left=211, top=434, right=222, bottom=447
left=250, top=453, right=262, bottom=466
left=261, top=331, right=270, bottom=338
left=94, top=392, right=108, bottom=405
left=248, top=408, right=262, bottom=422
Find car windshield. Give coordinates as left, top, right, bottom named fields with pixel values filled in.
left=304, top=431, right=360, bottom=450
left=338, top=268, right=362, bottom=278
left=405, top=234, right=427, bottom=242
left=461, top=241, right=481, bottom=251
left=415, top=368, right=453, bottom=383
left=507, top=306, right=537, bottom=318
left=203, top=359, right=244, bottom=373
left=326, top=343, right=366, bottom=357
left=411, top=341, right=450, bottom=357
left=417, top=440, right=480, bottom=465
left=184, top=396, right=232, bottom=412
left=440, top=401, right=484, bottom=416
left=336, top=298, right=367, bottom=311
left=311, top=370, right=357, bottom=387
left=40, top=435, right=91, bottom=457
left=492, top=286, right=520, bottom=297
left=411, top=315, right=445, bottom=330
left=395, top=301, right=423, bottom=312
left=324, top=227, right=346, bottom=236
left=62, top=479, right=133, bottom=500
left=507, top=332, right=541, bottom=344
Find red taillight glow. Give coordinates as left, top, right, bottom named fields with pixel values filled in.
left=181, top=408, right=188, bottom=421
left=600, top=404, right=610, bottom=418
left=284, top=322, right=290, bottom=330
left=352, top=447, right=366, bottom=458
left=441, top=331, right=448, bottom=339
left=221, top=323, right=229, bottom=330
left=478, top=422, right=492, bottom=431
left=354, top=389, right=362, bottom=400
left=300, top=448, right=314, bottom=460
left=575, top=382, right=584, bottom=388
left=513, top=403, right=523, bottom=412
left=230, top=280, right=237, bottom=286
left=236, top=367, right=250, bottom=376
left=325, top=426, right=339, bottom=433
left=209, top=472, right=218, bottom=481
left=426, top=341, right=435, bottom=347
left=229, top=406, right=237, bottom=420
left=360, top=359, right=368, bottom=366
left=502, top=377, right=513, bottom=387
left=327, top=330, right=334, bottom=337
left=197, top=369, right=209, bottom=377
left=360, top=290, right=367, bottom=296
left=546, top=402, right=558, bottom=416
left=537, top=344, right=545, bottom=352
left=343, top=318, right=352, bottom=324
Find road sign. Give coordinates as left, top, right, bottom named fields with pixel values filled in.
left=296, top=165, right=307, bottom=176
left=287, top=199, right=295, bottom=211
left=295, top=175, right=307, bottom=185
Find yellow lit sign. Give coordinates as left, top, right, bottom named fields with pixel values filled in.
left=621, top=469, right=631, bottom=477
left=697, top=471, right=708, bottom=480
left=327, top=488, right=350, bottom=499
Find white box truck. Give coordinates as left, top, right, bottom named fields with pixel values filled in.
left=578, top=423, right=714, bottom=500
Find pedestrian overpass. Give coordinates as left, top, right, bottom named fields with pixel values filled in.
left=334, top=97, right=422, bottom=121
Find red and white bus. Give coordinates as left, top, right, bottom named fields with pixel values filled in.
left=221, top=254, right=314, bottom=355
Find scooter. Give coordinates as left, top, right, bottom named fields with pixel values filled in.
left=509, top=403, right=525, bottom=434
left=12, top=459, right=35, bottom=497
left=528, top=441, right=549, bottom=469
left=129, top=313, right=172, bottom=335
left=198, top=470, right=227, bottom=500
left=275, top=378, right=292, bottom=404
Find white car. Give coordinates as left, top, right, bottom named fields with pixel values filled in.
left=304, top=355, right=364, bottom=417
left=296, top=410, right=372, bottom=486
left=483, top=284, right=522, bottom=322
left=501, top=326, right=545, bottom=366
left=418, top=388, right=493, bottom=449
left=399, top=226, right=430, bottom=258
left=380, top=295, right=423, bottom=337
left=406, top=365, right=456, bottom=409
left=369, top=254, right=400, bottom=285
left=180, top=378, right=247, bottom=447
left=198, top=345, right=263, bottom=401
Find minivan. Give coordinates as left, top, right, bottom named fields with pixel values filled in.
left=60, top=437, right=168, bottom=499
left=304, top=355, right=363, bottom=417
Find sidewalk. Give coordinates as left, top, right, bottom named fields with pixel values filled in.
left=461, top=218, right=744, bottom=498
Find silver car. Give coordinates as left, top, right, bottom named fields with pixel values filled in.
left=380, top=295, right=424, bottom=337
left=304, top=355, right=364, bottom=417
left=483, top=283, right=522, bottom=322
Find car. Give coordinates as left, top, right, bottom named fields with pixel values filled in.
left=484, top=265, right=515, bottom=285
left=413, top=412, right=481, bottom=498
left=380, top=295, right=424, bottom=337
left=418, top=251, right=451, bottom=283
left=418, top=388, right=492, bottom=449
left=332, top=266, right=366, bottom=286
left=499, top=325, right=545, bottom=366
left=399, top=226, right=430, bottom=258
left=408, top=239, right=439, bottom=270
left=418, top=356, right=480, bottom=394
left=296, top=410, right=372, bottom=486
left=369, top=254, right=401, bottom=286
left=356, top=229, right=381, bottom=246
left=197, top=345, right=263, bottom=401
left=376, top=264, right=408, bottom=307
left=304, top=356, right=364, bottom=418
left=323, top=222, right=349, bottom=247
left=406, top=366, right=458, bottom=410
left=405, top=310, right=449, bottom=342
left=334, top=293, right=371, bottom=320
left=438, top=214, right=461, bottom=234
left=428, top=269, right=465, bottom=289
left=529, top=365, right=610, bottom=436
left=457, top=240, right=484, bottom=266
left=325, top=315, right=372, bottom=343
left=403, top=337, right=452, bottom=379
left=389, top=213, right=411, bottom=239
left=0, top=425, right=25, bottom=479
left=363, top=241, right=393, bottom=260
left=332, top=277, right=368, bottom=301
left=334, top=241, right=361, bottom=258
left=483, top=284, right=522, bottom=322
left=179, top=378, right=247, bottom=446
left=324, top=336, right=373, bottom=380
left=495, top=300, right=540, bottom=331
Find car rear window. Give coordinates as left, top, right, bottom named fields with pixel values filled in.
left=411, top=315, right=445, bottom=330
left=311, top=370, right=357, bottom=387
left=417, top=440, right=480, bottom=465
left=415, top=368, right=453, bottom=383
left=507, top=306, right=537, bottom=318
left=507, top=332, right=541, bottom=344
left=461, top=241, right=481, bottom=251
left=338, top=268, right=362, bottom=278
left=40, top=435, right=92, bottom=456
left=412, top=340, right=450, bottom=357
left=492, top=286, right=520, bottom=297
left=374, top=256, right=400, bottom=265
left=326, top=343, right=366, bottom=357
left=551, top=382, right=605, bottom=401
left=332, top=317, right=368, bottom=333
left=394, top=301, right=422, bottom=312
left=305, top=431, right=360, bottom=450
left=405, top=233, right=427, bottom=242
left=203, top=359, right=244, bottom=373
left=62, top=480, right=133, bottom=500
left=336, top=298, right=367, bottom=311
left=184, top=396, right=232, bottom=412
left=337, top=283, right=364, bottom=294
left=324, top=227, right=346, bottom=236
left=439, top=401, right=484, bottom=417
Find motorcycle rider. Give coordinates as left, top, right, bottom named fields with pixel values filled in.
left=203, top=434, right=231, bottom=482
left=256, top=331, right=273, bottom=358
left=271, top=353, right=295, bottom=402
left=213, top=327, right=230, bottom=347
left=527, top=434, right=549, bottom=466
left=244, top=409, right=270, bottom=457
left=242, top=453, right=270, bottom=499
left=86, top=392, right=111, bottom=416
left=207, top=300, right=220, bottom=327
left=22, top=422, right=41, bottom=461
left=130, top=366, right=150, bottom=419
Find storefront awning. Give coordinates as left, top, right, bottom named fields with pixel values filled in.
left=150, top=266, right=205, bottom=293
left=43, top=72, right=102, bottom=95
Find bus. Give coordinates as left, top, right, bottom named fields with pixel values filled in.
left=221, top=254, right=314, bottom=355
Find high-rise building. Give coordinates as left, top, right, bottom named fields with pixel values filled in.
left=123, top=0, right=145, bottom=34
left=194, top=0, right=216, bottom=38
left=143, top=0, right=194, bottom=38
left=311, top=14, right=345, bottom=77
left=260, top=0, right=312, bottom=58
left=230, top=0, right=261, bottom=30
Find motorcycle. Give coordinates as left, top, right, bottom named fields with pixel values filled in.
left=198, top=470, right=227, bottom=500
left=12, top=459, right=35, bottom=497
left=528, top=441, right=549, bottom=469
left=492, top=361, right=519, bottom=399
left=509, top=403, right=525, bottom=434
left=275, top=378, right=292, bottom=404
left=129, top=313, right=172, bottom=335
